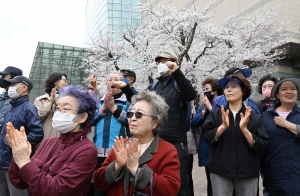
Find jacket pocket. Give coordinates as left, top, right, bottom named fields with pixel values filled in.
left=48, top=161, right=70, bottom=176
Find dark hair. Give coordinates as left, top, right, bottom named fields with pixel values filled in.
left=257, top=74, right=278, bottom=94
left=59, top=85, right=98, bottom=128
left=201, top=77, right=223, bottom=95
left=227, top=75, right=252, bottom=101
left=44, top=72, right=67, bottom=95
left=224, top=67, right=240, bottom=77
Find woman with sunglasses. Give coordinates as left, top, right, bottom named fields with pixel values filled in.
left=7, top=85, right=98, bottom=196
left=93, top=90, right=181, bottom=195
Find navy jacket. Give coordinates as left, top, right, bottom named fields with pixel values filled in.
left=263, top=103, right=300, bottom=196
left=0, top=95, right=44, bottom=169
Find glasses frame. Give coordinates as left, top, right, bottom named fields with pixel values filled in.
left=127, top=111, right=155, bottom=119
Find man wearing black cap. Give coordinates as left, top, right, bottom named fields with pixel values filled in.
left=120, top=69, right=138, bottom=95
left=0, top=75, right=43, bottom=196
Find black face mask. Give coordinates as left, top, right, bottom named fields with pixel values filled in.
left=204, top=91, right=214, bottom=101
left=0, top=79, right=11, bottom=89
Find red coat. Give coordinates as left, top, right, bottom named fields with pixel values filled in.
left=93, top=135, right=181, bottom=196
left=9, top=129, right=97, bottom=196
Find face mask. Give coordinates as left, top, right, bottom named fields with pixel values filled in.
left=8, top=87, right=20, bottom=99
left=262, top=88, right=271, bottom=99
left=204, top=91, right=214, bottom=101
left=0, top=79, right=11, bottom=89
left=52, top=112, right=79, bottom=134
left=157, top=63, right=169, bottom=75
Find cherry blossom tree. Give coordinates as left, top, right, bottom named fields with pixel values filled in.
left=83, top=0, right=290, bottom=94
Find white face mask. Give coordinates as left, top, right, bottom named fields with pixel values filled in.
left=157, top=63, right=169, bottom=75
left=8, top=87, right=20, bottom=99
left=52, top=112, right=79, bottom=134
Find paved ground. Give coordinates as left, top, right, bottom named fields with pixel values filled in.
left=192, top=154, right=263, bottom=196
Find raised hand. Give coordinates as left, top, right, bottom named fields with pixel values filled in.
left=126, top=138, right=140, bottom=176
left=112, top=81, right=127, bottom=89
left=90, top=73, right=97, bottom=87
left=240, top=107, right=251, bottom=131
left=220, top=105, right=229, bottom=129
left=50, top=88, right=57, bottom=105
left=166, top=61, right=179, bottom=73
left=112, top=136, right=127, bottom=172
left=202, top=95, right=212, bottom=111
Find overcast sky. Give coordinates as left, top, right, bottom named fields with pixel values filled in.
left=0, top=0, right=87, bottom=80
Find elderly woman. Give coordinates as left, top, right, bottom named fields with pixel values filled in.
left=202, top=74, right=268, bottom=196
left=93, top=90, right=180, bottom=195
left=262, top=77, right=300, bottom=195
left=7, top=85, right=98, bottom=196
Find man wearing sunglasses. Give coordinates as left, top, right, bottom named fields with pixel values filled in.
left=114, top=51, right=196, bottom=196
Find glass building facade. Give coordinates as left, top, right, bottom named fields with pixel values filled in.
left=84, top=0, right=141, bottom=46
left=28, top=42, right=89, bottom=102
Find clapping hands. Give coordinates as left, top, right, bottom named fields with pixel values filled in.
left=6, top=122, right=31, bottom=169
left=112, top=136, right=140, bottom=176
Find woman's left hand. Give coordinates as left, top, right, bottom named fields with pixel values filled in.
left=6, top=122, right=31, bottom=169
left=240, top=107, right=252, bottom=131
left=126, top=138, right=140, bottom=176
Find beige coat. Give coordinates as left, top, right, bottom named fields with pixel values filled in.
left=34, top=93, right=59, bottom=142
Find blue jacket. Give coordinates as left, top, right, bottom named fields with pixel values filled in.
left=192, top=104, right=210, bottom=167
left=0, top=95, right=44, bottom=169
left=262, top=103, right=300, bottom=195
left=212, top=95, right=261, bottom=116
left=93, top=93, right=131, bottom=157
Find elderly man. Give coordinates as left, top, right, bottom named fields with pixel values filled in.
left=0, top=75, right=43, bottom=196
left=89, top=71, right=131, bottom=196
left=120, top=69, right=138, bottom=95
left=115, top=51, right=197, bottom=196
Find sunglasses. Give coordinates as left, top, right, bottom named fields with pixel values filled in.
left=127, top=111, right=154, bottom=119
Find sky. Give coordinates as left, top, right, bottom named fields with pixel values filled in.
left=0, top=0, right=87, bottom=79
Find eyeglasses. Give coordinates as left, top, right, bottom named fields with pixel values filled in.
left=127, top=111, right=155, bottom=119
left=55, top=107, right=77, bottom=113
left=155, top=58, right=176, bottom=65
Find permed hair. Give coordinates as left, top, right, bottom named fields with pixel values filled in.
left=59, top=85, right=98, bottom=128
left=257, top=74, right=278, bottom=94
left=131, top=90, right=169, bottom=134
left=201, top=77, right=223, bottom=96
left=226, top=74, right=252, bottom=101
left=44, top=72, right=67, bottom=95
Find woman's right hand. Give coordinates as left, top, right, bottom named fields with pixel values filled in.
left=112, top=136, right=127, bottom=171
left=50, top=88, right=57, bottom=105
left=220, top=105, right=229, bottom=129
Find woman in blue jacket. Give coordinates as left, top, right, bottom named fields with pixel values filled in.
left=262, top=77, right=300, bottom=196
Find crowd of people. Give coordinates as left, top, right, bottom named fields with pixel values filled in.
left=0, top=50, right=300, bottom=196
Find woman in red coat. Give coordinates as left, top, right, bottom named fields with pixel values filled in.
left=93, top=90, right=181, bottom=196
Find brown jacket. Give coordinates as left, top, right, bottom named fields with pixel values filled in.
left=34, top=93, right=58, bottom=142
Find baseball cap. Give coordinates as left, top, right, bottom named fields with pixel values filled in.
left=0, top=66, right=23, bottom=76
left=120, top=69, right=136, bottom=78
left=233, top=68, right=252, bottom=78
left=155, top=51, right=178, bottom=62
left=218, top=77, right=245, bottom=89
left=6, top=76, right=33, bottom=91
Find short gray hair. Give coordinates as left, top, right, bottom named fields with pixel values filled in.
left=107, top=71, right=124, bottom=81
left=131, top=90, right=169, bottom=134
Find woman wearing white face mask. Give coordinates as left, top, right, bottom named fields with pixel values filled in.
left=6, top=85, right=98, bottom=196
left=255, top=74, right=278, bottom=114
